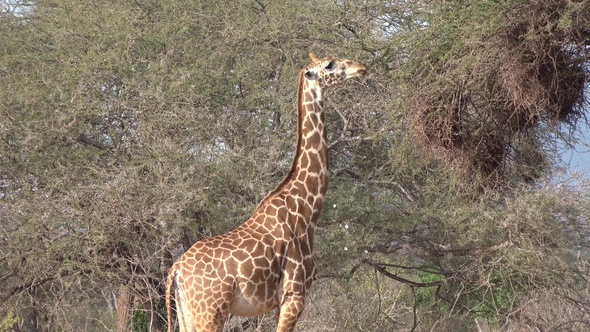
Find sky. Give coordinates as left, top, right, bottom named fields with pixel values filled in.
left=566, top=145, right=590, bottom=172
left=561, top=124, right=590, bottom=177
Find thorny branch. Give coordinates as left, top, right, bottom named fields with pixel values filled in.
left=361, top=259, right=444, bottom=288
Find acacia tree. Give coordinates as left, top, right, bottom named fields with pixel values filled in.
left=0, top=0, right=383, bottom=330
left=315, top=0, right=590, bottom=330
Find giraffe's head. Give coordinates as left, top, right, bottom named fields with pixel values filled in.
left=303, top=53, right=368, bottom=87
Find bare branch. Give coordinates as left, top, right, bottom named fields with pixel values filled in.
left=361, top=259, right=443, bottom=288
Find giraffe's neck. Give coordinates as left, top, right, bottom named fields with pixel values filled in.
left=293, top=71, right=328, bottom=212
left=259, top=70, right=328, bottom=226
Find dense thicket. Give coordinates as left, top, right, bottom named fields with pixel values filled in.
left=0, top=0, right=589, bottom=331
left=400, top=0, right=590, bottom=187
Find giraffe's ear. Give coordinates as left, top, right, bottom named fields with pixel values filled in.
left=309, top=53, right=319, bottom=61
left=304, top=70, right=318, bottom=80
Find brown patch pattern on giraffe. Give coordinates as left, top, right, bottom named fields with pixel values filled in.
left=166, top=53, right=367, bottom=332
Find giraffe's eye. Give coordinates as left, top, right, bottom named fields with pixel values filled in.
left=325, top=61, right=335, bottom=70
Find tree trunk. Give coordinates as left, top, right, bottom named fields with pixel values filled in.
left=116, top=284, right=133, bottom=332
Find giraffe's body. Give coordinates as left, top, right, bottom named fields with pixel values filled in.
left=166, top=54, right=367, bottom=332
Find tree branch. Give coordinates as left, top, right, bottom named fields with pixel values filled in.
left=361, top=259, right=443, bottom=288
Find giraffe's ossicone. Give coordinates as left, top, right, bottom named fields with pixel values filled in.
left=166, top=53, right=368, bottom=332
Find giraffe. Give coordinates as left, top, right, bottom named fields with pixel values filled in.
left=166, top=53, right=367, bottom=332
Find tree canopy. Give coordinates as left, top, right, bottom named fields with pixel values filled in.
left=1, top=0, right=589, bottom=331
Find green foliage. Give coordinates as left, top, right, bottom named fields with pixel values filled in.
left=132, top=308, right=149, bottom=331
left=132, top=304, right=168, bottom=332
left=0, top=311, right=17, bottom=332
left=471, top=275, right=525, bottom=321
left=413, top=271, right=445, bottom=306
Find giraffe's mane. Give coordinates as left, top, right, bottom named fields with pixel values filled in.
left=256, top=69, right=307, bottom=207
